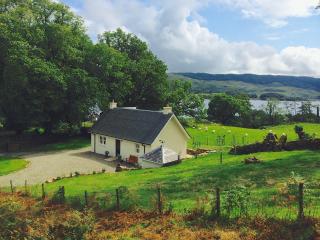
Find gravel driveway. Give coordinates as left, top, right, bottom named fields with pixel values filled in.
left=0, top=147, right=116, bottom=186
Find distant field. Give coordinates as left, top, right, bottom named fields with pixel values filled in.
left=0, top=157, right=28, bottom=176
left=186, top=123, right=320, bottom=150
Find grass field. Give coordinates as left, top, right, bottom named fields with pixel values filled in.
left=14, top=122, right=318, bottom=219
left=28, top=149, right=320, bottom=218
left=0, top=157, right=28, bottom=176
left=186, top=123, right=320, bottom=149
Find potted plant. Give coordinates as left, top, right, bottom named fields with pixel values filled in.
left=105, top=151, right=109, bottom=157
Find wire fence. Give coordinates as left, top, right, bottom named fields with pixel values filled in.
left=191, top=134, right=252, bottom=149
left=4, top=180, right=320, bottom=220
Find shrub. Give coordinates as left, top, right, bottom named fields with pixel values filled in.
left=0, top=199, right=28, bottom=239
left=224, top=186, right=250, bottom=218
left=51, top=187, right=65, bottom=204
left=49, top=210, right=95, bottom=240
left=295, top=125, right=311, bottom=140
left=117, top=186, right=138, bottom=211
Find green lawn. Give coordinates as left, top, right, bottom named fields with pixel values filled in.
left=187, top=123, right=320, bottom=149
left=28, top=149, right=320, bottom=218
left=0, top=157, right=28, bottom=176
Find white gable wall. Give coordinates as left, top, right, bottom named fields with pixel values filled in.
left=151, top=116, right=189, bottom=158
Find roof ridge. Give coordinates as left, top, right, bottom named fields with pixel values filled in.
left=116, top=108, right=164, bottom=114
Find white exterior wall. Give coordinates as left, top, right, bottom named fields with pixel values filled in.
left=91, top=133, right=151, bottom=159
left=151, top=117, right=188, bottom=158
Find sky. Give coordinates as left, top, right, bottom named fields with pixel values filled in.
left=59, top=0, right=320, bottom=77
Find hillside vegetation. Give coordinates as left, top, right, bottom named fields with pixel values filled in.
left=170, top=73, right=320, bottom=100
left=1, top=192, right=317, bottom=240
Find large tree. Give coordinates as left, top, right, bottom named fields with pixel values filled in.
left=0, top=0, right=100, bottom=133
left=0, top=2, right=170, bottom=134
left=167, top=79, right=206, bottom=120
left=99, top=29, right=168, bottom=110
left=207, top=93, right=251, bottom=125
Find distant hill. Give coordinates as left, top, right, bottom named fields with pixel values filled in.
left=169, top=73, right=320, bottom=100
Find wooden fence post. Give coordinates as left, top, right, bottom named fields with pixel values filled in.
left=216, top=187, right=221, bottom=218
left=24, top=180, right=28, bottom=195
left=298, top=183, right=304, bottom=220
left=60, top=186, right=65, bottom=203
left=84, top=190, right=88, bottom=206
left=157, top=186, right=162, bottom=215
left=41, top=183, right=45, bottom=200
left=116, top=188, right=120, bottom=211
left=10, top=180, right=13, bottom=194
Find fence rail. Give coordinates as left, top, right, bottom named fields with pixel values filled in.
left=3, top=180, right=319, bottom=220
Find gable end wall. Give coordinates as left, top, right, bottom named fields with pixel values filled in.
left=151, top=117, right=188, bottom=158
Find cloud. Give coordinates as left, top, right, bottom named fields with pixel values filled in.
left=214, top=0, right=319, bottom=27
left=74, top=0, right=320, bottom=77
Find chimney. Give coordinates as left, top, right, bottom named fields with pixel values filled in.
left=109, top=100, right=117, bottom=110
left=163, top=106, right=172, bottom=114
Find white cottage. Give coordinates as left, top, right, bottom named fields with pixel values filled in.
left=90, top=102, right=190, bottom=165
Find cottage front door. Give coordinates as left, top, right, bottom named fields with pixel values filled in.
left=115, top=139, right=121, bottom=156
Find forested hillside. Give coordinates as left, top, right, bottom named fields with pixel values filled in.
left=170, top=73, right=320, bottom=100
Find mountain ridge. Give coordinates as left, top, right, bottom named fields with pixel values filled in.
left=170, top=73, right=320, bottom=100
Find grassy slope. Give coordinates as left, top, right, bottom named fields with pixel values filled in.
left=33, top=150, right=320, bottom=216
left=0, top=157, right=28, bottom=176
left=24, top=123, right=320, bottom=217
left=186, top=123, right=320, bottom=149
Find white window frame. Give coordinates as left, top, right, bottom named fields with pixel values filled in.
left=136, top=143, right=140, bottom=153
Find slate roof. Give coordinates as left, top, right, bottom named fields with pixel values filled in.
left=140, top=146, right=179, bottom=165
left=90, top=108, right=173, bottom=145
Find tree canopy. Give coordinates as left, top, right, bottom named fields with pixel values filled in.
left=99, top=29, right=168, bottom=110
left=167, top=79, right=205, bottom=120
left=0, top=0, right=168, bottom=133
left=207, top=94, right=251, bottom=125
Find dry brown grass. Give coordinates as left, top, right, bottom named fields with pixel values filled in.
left=0, top=192, right=317, bottom=240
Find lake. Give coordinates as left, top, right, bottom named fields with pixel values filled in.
left=204, top=99, right=320, bottom=115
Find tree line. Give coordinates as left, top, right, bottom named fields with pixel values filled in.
left=207, top=93, right=320, bottom=128
left=0, top=0, right=203, bottom=134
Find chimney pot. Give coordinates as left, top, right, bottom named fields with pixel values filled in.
left=109, top=100, right=117, bottom=109
left=163, top=106, right=172, bottom=114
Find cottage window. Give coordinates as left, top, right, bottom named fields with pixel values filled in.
left=100, top=136, right=106, bottom=145
left=136, top=144, right=140, bottom=153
